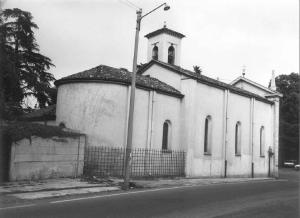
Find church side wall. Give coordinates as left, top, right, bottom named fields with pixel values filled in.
left=252, top=100, right=273, bottom=176
left=56, top=82, right=182, bottom=151
left=226, top=92, right=252, bottom=177
left=186, top=82, right=225, bottom=177
left=182, top=80, right=274, bottom=178
left=150, top=92, right=182, bottom=151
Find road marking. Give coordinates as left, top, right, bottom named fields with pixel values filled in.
left=0, top=204, right=36, bottom=210
left=51, top=179, right=286, bottom=204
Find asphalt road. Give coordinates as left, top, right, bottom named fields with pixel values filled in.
left=1, top=169, right=299, bottom=218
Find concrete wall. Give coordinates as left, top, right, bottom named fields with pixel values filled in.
left=56, top=82, right=182, bottom=150
left=10, top=135, right=85, bottom=181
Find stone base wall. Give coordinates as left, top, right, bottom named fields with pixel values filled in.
left=9, top=135, right=85, bottom=181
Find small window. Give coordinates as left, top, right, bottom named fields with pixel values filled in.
left=152, top=45, right=158, bottom=60
left=162, top=120, right=171, bottom=150
left=260, top=126, right=265, bottom=157
left=168, top=45, right=175, bottom=64
left=204, top=116, right=212, bottom=154
left=235, top=122, right=241, bottom=156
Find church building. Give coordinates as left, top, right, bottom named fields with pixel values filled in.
left=54, top=26, right=281, bottom=178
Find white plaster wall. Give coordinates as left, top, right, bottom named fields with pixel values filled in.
left=132, top=89, right=149, bottom=148
left=184, top=82, right=225, bottom=177
left=234, top=81, right=270, bottom=97
left=10, top=136, right=85, bottom=181
left=151, top=93, right=182, bottom=151
left=147, top=33, right=182, bottom=65
left=56, top=83, right=129, bottom=147
left=142, top=65, right=182, bottom=91
left=226, top=92, right=252, bottom=177
left=252, top=100, right=273, bottom=176
left=56, top=82, right=182, bottom=151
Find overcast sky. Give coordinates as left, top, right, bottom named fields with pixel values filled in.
left=3, top=0, right=299, bottom=86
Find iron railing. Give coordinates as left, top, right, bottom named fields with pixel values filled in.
left=83, top=146, right=185, bottom=178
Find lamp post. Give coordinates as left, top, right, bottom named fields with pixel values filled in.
left=123, top=3, right=170, bottom=190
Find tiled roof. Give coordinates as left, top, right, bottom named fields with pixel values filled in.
left=19, top=104, right=56, bottom=121
left=145, top=27, right=185, bottom=39
left=138, top=60, right=274, bottom=104
left=55, top=65, right=183, bottom=98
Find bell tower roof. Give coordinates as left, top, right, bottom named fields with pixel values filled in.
left=144, top=26, right=185, bottom=39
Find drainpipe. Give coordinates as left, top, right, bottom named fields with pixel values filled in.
left=250, top=98, right=255, bottom=178
left=145, top=91, right=154, bottom=176
left=223, top=89, right=229, bottom=177
left=75, top=136, right=81, bottom=178
left=268, top=146, right=274, bottom=177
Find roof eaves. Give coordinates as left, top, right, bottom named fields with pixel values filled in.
left=144, top=27, right=185, bottom=39
left=142, top=60, right=274, bottom=104
left=55, top=76, right=183, bottom=99
left=231, top=76, right=276, bottom=94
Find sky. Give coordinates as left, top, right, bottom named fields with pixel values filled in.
left=3, top=0, right=299, bottom=86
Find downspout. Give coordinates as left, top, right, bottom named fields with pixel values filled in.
left=75, top=136, right=81, bottom=178
left=273, top=98, right=280, bottom=178
left=223, top=89, right=229, bottom=177
left=145, top=91, right=154, bottom=175
left=250, top=98, right=255, bottom=178
left=149, top=91, right=156, bottom=175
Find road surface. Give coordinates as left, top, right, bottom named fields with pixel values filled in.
left=1, top=169, right=299, bottom=218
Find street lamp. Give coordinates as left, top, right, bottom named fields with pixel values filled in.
left=123, top=3, right=170, bottom=190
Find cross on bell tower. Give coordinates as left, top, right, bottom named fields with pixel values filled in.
left=242, top=65, right=246, bottom=77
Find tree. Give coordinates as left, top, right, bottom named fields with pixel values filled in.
left=275, top=73, right=299, bottom=164
left=193, top=65, right=202, bottom=75
left=0, top=8, right=56, bottom=120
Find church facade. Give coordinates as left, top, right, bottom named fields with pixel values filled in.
left=55, top=26, right=281, bottom=178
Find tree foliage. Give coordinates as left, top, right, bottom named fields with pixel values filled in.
left=275, top=73, right=299, bottom=162
left=0, top=8, right=56, bottom=120
left=193, top=65, right=202, bottom=75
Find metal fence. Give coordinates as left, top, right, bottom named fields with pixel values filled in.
left=83, top=146, right=185, bottom=178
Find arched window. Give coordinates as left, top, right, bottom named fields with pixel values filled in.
left=162, top=120, right=171, bottom=150
left=168, top=45, right=175, bottom=64
left=235, top=122, right=241, bottom=156
left=204, top=116, right=212, bottom=154
left=152, top=45, right=158, bottom=60
left=260, top=126, right=265, bottom=157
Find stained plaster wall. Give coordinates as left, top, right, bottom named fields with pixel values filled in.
left=9, top=135, right=85, bottom=181
left=142, top=64, right=276, bottom=178
left=56, top=82, right=182, bottom=150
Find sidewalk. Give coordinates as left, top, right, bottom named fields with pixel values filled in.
left=0, top=176, right=274, bottom=201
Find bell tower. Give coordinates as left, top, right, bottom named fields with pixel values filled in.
left=145, top=23, right=185, bottom=66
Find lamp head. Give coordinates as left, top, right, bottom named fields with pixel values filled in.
left=164, top=4, right=170, bottom=11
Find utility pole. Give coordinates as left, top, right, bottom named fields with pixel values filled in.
left=123, top=9, right=142, bottom=190
left=123, top=3, right=170, bottom=190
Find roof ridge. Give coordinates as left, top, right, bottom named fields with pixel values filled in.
left=139, top=60, right=274, bottom=104
left=55, top=64, right=183, bottom=98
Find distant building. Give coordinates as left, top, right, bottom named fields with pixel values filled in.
left=54, top=25, right=281, bottom=178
